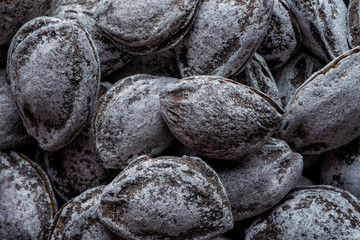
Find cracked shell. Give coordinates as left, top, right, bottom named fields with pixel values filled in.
left=208, top=138, right=303, bottom=221
left=93, top=74, right=176, bottom=170
left=245, top=186, right=360, bottom=239
left=49, top=186, right=120, bottom=240
left=278, top=47, right=360, bottom=154
left=0, top=151, right=57, bottom=239
left=160, top=75, right=284, bottom=160
left=97, top=155, right=234, bottom=240
left=175, top=0, right=274, bottom=78
left=8, top=16, right=100, bottom=151
left=93, top=0, right=201, bottom=54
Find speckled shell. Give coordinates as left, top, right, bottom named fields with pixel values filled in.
left=286, top=0, right=349, bottom=63
left=275, top=47, right=324, bottom=108
left=348, top=0, right=360, bottom=48
left=245, top=186, right=360, bottom=239
left=175, top=0, right=274, bottom=78
left=208, top=138, right=303, bottom=221
left=8, top=17, right=100, bottom=151
left=52, top=0, right=135, bottom=77
left=231, top=53, right=281, bottom=105
left=320, top=137, right=360, bottom=199
left=0, top=151, right=57, bottom=239
left=93, top=74, right=176, bottom=169
left=257, top=0, right=302, bottom=70
left=97, top=155, right=234, bottom=240
left=105, top=50, right=181, bottom=82
left=0, top=69, right=33, bottom=149
left=49, top=186, right=120, bottom=240
left=0, top=0, right=55, bottom=63
left=93, top=0, right=201, bottom=54
left=278, top=47, right=360, bottom=155
left=160, top=75, right=284, bottom=160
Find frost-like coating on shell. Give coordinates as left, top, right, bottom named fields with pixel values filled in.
left=160, top=76, right=284, bottom=160
left=175, top=0, right=274, bottom=78
left=278, top=47, right=360, bottom=154
left=49, top=186, right=120, bottom=240
left=348, top=0, right=360, bottom=48
left=44, top=122, right=119, bottom=202
left=0, top=69, right=33, bottom=149
left=94, top=0, right=201, bottom=54
left=0, top=0, right=55, bottom=63
left=97, top=155, right=234, bottom=239
left=275, top=47, right=324, bottom=108
left=53, top=0, right=134, bottom=76
left=245, top=186, right=360, bottom=239
left=286, top=0, right=349, bottom=62
left=320, top=137, right=360, bottom=199
left=257, top=0, right=301, bottom=70
left=0, top=151, right=57, bottom=239
left=106, top=50, right=181, bottom=82
left=232, top=53, right=281, bottom=105
left=8, top=17, right=100, bottom=151
left=208, top=138, right=303, bottom=221
left=94, top=74, right=176, bottom=169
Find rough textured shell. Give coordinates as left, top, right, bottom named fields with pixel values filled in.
left=257, top=0, right=302, bottom=70
left=0, top=69, right=33, bottom=149
left=275, top=47, right=324, bottom=108
left=53, top=0, right=134, bottom=76
left=106, top=50, right=181, bottom=82
left=160, top=76, right=284, bottom=160
left=245, top=186, right=360, bottom=239
left=286, top=0, right=349, bottom=62
left=97, top=155, right=234, bottom=240
left=0, top=0, right=55, bottom=63
left=94, top=0, right=201, bottom=54
left=175, top=0, right=274, bottom=78
left=347, top=0, right=360, bottom=48
left=232, top=53, right=281, bottom=105
left=320, top=137, right=360, bottom=199
left=0, top=151, right=57, bottom=239
left=278, top=47, right=360, bottom=154
left=208, top=138, right=303, bottom=221
left=49, top=186, right=120, bottom=240
left=94, top=74, right=176, bottom=169
left=8, top=17, right=100, bottom=151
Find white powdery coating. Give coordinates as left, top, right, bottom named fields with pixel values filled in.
left=246, top=186, right=360, bottom=239
left=94, top=74, right=176, bottom=170
left=286, top=0, right=349, bottom=63
left=232, top=53, right=281, bottom=106
left=347, top=0, right=360, bottom=48
left=320, top=137, right=360, bottom=199
left=0, top=0, right=55, bottom=62
left=97, top=155, right=234, bottom=239
left=211, top=138, right=303, bottom=221
left=278, top=47, right=360, bottom=155
left=275, top=48, right=324, bottom=108
left=0, top=69, right=33, bottom=149
left=0, top=151, right=57, bottom=239
left=160, top=76, right=284, bottom=160
left=175, top=0, right=274, bottom=78
left=257, top=0, right=301, bottom=69
left=49, top=186, right=119, bottom=240
left=94, top=0, right=200, bottom=53
left=53, top=0, right=135, bottom=77
left=8, top=18, right=100, bottom=151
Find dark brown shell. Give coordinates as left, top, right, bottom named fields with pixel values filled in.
left=347, top=0, right=360, bottom=48
left=0, top=151, right=57, bottom=239
left=97, top=155, right=234, bottom=240
left=246, top=186, right=360, bottom=239
left=160, top=75, right=284, bottom=160
left=8, top=17, right=100, bottom=151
